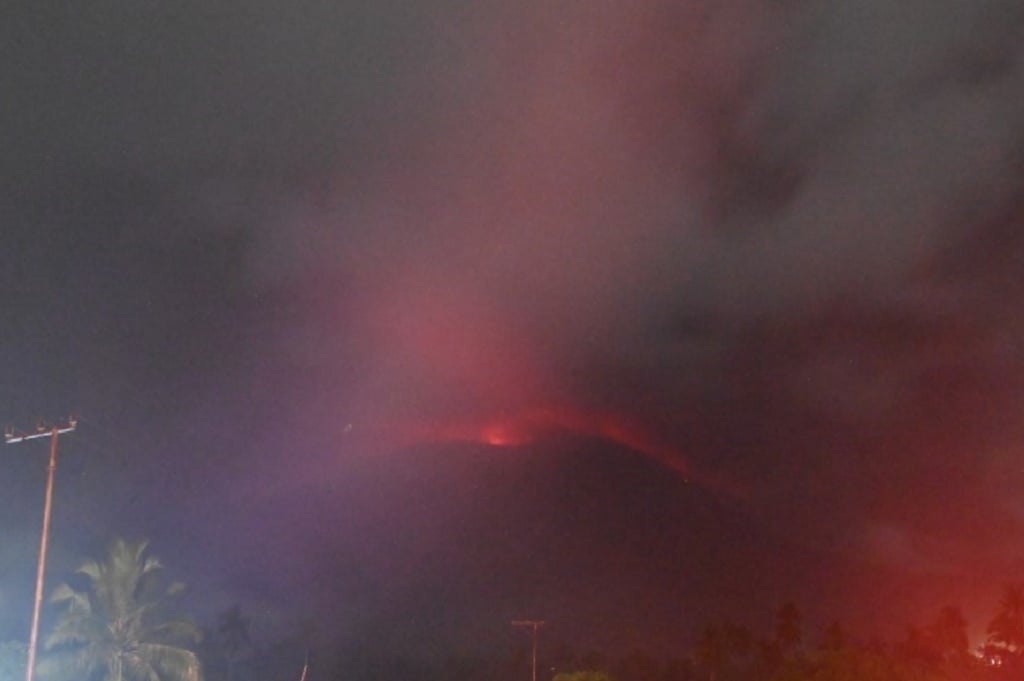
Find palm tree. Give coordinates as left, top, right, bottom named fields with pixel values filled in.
left=986, top=583, right=1024, bottom=667
left=41, top=538, right=201, bottom=681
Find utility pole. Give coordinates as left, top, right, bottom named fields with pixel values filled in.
left=5, top=417, right=77, bottom=681
left=512, top=620, right=545, bottom=681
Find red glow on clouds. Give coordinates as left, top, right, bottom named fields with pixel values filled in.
left=347, top=269, right=747, bottom=499
left=346, top=275, right=749, bottom=496
left=313, top=1, right=760, bottom=504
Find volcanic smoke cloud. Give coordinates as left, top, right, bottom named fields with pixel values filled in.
left=229, top=0, right=1024, bottom=519
left=228, top=0, right=775, bottom=486
left=2, top=0, right=1024, bottom=652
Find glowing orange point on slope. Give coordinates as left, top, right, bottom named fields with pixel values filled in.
left=481, top=422, right=527, bottom=447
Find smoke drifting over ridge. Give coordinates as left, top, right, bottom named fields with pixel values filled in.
left=226, top=0, right=1024, bottom=511
left=4, top=0, right=1024, bottom=640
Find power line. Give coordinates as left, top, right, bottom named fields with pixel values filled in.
left=5, top=417, right=77, bottom=681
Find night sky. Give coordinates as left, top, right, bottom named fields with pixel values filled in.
left=3, top=0, right=1024, bottom=667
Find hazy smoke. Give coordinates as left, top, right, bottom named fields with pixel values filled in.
left=231, top=0, right=1024, bottom=475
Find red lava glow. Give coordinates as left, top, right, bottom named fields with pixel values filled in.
left=401, top=405, right=747, bottom=499
left=480, top=422, right=528, bottom=447
left=353, top=286, right=746, bottom=498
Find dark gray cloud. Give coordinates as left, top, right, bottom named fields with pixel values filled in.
left=3, top=0, right=1024, bottom=652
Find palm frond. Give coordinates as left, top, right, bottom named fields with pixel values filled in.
left=122, top=653, right=162, bottom=681
left=77, top=560, right=103, bottom=581
left=50, top=583, right=92, bottom=612
left=37, top=646, right=104, bottom=681
left=145, top=620, right=203, bottom=647
left=45, top=610, right=110, bottom=649
left=141, top=556, right=163, bottom=575
left=135, top=644, right=201, bottom=681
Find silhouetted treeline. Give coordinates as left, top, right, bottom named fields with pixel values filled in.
left=306, top=586, right=1024, bottom=681
left=10, top=539, right=1024, bottom=681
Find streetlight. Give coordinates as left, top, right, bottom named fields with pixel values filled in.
left=512, top=620, right=545, bottom=681
left=5, top=418, right=77, bottom=681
